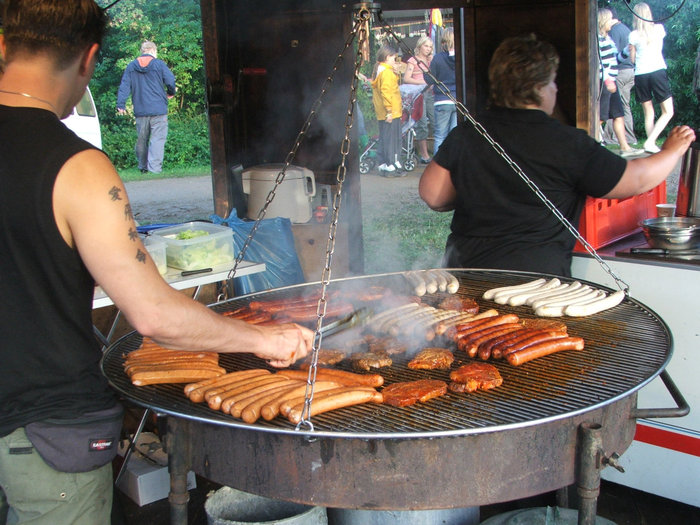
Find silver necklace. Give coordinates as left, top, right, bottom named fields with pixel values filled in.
left=0, top=89, right=58, bottom=114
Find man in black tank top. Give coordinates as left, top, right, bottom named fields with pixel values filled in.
left=0, top=2, right=313, bottom=523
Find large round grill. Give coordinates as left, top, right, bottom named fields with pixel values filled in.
left=102, top=269, right=672, bottom=509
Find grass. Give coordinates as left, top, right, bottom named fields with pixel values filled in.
left=362, top=192, right=452, bottom=274
left=118, top=165, right=212, bottom=182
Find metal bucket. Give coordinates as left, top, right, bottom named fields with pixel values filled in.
left=205, top=486, right=327, bottom=525
left=676, top=141, right=700, bottom=218
left=326, top=507, right=479, bottom=525
left=480, top=506, right=616, bottom=525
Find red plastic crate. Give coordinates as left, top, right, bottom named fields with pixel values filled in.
left=574, top=181, right=666, bottom=252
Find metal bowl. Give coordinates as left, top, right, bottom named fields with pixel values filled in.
left=640, top=217, right=700, bottom=250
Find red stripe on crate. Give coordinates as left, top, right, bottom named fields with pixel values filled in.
left=634, top=423, right=700, bottom=457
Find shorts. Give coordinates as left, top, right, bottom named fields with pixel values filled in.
left=0, top=427, right=113, bottom=525
left=600, top=87, right=624, bottom=121
left=634, top=69, right=672, bottom=103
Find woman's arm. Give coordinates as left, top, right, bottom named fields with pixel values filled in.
left=419, top=160, right=457, bottom=211
left=603, top=126, right=695, bottom=199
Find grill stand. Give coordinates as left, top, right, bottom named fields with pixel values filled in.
left=162, top=398, right=638, bottom=525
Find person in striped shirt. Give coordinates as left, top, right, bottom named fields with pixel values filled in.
left=598, top=9, right=642, bottom=157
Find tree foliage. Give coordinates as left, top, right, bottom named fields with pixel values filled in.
left=601, top=0, right=700, bottom=136
left=93, top=0, right=209, bottom=168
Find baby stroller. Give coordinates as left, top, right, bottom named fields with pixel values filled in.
left=359, top=84, right=428, bottom=174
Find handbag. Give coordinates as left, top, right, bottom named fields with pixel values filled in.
left=25, top=403, right=124, bottom=473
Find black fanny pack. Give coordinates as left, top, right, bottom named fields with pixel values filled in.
left=25, top=403, right=124, bottom=473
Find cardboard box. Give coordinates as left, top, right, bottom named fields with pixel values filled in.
left=117, top=433, right=196, bottom=507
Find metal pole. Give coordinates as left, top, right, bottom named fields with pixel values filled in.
left=166, top=417, right=191, bottom=525
left=577, top=422, right=602, bottom=525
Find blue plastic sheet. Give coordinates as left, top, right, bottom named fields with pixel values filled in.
left=210, top=210, right=305, bottom=295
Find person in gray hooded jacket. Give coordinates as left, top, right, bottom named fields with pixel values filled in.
left=117, top=40, right=176, bottom=173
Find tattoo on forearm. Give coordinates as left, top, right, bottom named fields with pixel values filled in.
left=136, top=248, right=147, bottom=263
left=124, top=204, right=133, bottom=221
left=109, top=186, right=122, bottom=201
left=128, top=227, right=138, bottom=241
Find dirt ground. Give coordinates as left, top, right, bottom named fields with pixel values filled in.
left=125, top=167, right=422, bottom=226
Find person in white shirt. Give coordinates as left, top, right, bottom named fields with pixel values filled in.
left=628, top=2, right=673, bottom=154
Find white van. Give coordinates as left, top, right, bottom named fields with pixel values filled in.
left=62, top=87, right=102, bottom=149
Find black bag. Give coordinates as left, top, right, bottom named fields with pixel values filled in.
left=25, top=403, right=124, bottom=473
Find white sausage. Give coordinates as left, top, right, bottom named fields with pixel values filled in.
left=521, top=281, right=585, bottom=306
left=532, top=288, right=603, bottom=310
left=563, top=290, right=626, bottom=317
left=438, top=270, right=460, bottom=294
left=422, top=270, right=438, bottom=294
left=405, top=271, right=427, bottom=296
left=527, top=284, right=591, bottom=309
left=483, top=278, right=546, bottom=300
left=505, top=280, right=575, bottom=306
left=494, top=278, right=561, bottom=305
left=431, top=270, right=448, bottom=292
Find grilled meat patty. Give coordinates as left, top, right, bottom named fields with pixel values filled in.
left=350, top=351, right=393, bottom=371
left=449, top=362, right=503, bottom=393
left=382, top=379, right=448, bottom=407
left=407, top=347, right=455, bottom=370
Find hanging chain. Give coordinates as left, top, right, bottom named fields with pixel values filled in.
left=296, top=6, right=372, bottom=432
left=223, top=10, right=371, bottom=300
left=376, top=13, right=630, bottom=294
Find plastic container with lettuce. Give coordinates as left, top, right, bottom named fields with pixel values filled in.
left=153, top=222, right=235, bottom=271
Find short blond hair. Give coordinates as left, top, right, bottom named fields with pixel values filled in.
left=440, top=28, right=454, bottom=52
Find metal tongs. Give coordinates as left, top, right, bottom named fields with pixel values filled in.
left=319, top=307, right=372, bottom=338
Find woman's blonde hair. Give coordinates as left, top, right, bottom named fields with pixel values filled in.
left=598, top=8, right=613, bottom=36
left=632, top=3, right=655, bottom=45
left=413, top=35, right=433, bottom=57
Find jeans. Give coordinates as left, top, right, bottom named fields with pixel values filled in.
left=433, top=103, right=457, bottom=155
left=135, top=114, right=169, bottom=173
left=0, top=427, right=112, bottom=525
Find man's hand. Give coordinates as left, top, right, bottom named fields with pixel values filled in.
left=117, top=108, right=127, bottom=115
left=255, top=323, right=314, bottom=368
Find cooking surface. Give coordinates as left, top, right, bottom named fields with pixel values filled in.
left=102, top=269, right=671, bottom=438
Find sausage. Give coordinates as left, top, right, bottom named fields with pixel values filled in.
left=500, top=332, right=568, bottom=357
left=185, top=369, right=270, bottom=399
left=439, top=270, right=460, bottom=294
left=491, top=328, right=565, bottom=358
left=509, top=281, right=584, bottom=307
left=286, top=388, right=383, bottom=424
left=207, top=375, right=290, bottom=410
left=495, top=278, right=563, bottom=306
left=481, top=328, right=529, bottom=359
left=435, top=309, right=498, bottom=336
left=563, top=290, right=626, bottom=317
left=235, top=382, right=305, bottom=421
left=366, top=303, right=422, bottom=332
left=421, top=271, right=439, bottom=294
left=124, top=360, right=225, bottom=375
left=278, top=368, right=384, bottom=387
left=506, top=337, right=585, bottom=366
left=259, top=381, right=344, bottom=421
left=476, top=326, right=529, bottom=360
left=534, top=290, right=606, bottom=317
left=530, top=286, right=594, bottom=309
left=483, top=278, right=547, bottom=301
left=220, top=376, right=293, bottom=414
left=130, top=369, right=224, bottom=386
left=452, top=314, right=520, bottom=340
left=431, top=270, right=448, bottom=292
left=405, top=271, right=427, bottom=296
left=459, top=324, right=523, bottom=358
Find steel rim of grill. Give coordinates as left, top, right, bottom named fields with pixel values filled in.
left=102, top=269, right=672, bottom=440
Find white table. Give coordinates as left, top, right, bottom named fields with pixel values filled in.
left=93, top=260, right=266, bottom=346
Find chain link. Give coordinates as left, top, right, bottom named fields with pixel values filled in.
left=296, top=7, right=372, bottom=431
left=377, top=13, right=629, bottom=294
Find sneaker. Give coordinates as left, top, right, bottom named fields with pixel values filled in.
left=419, top=157, right=432, bottom=164
left=378, top=163, right=395, bottom=173
left=394, top=160, right=403, bottom=170
left=620, top=148, right=644, bottom=158
left=644, top=142, right=661, bottom=154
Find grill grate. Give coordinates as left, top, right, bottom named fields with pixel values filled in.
left=102, top=270, right=670, bottom=438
